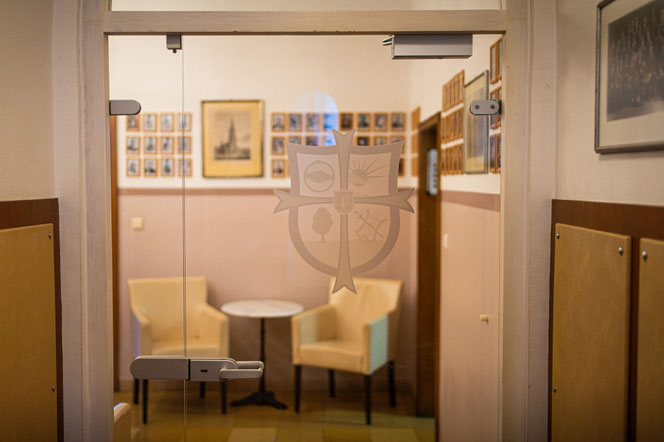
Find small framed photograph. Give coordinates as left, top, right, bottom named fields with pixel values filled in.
left=160, top=136, right=174, bottom=155
left=304, top=135, right=319, bottom=146
left=126, top=158, right=140, bottom=177
left=490, top=135, right=497, bottom=172
left=305, top=113, right=321, bottom=132
left=143, top=158, right=158, bottom=177
left=144, top=136, right=157, bottom=155
left=271, top=158, right=286, bottom=178
left=323, top=113, right=338, bottom=131
left=177, top=112, right=192, bottom=131
left=355, top=135, right=371, bottom=146
left=410, top=107, right=420, bottom=131
left=321, top=134, right=335, bottom=146
left=271, top=136, right=285, bottom=155
left=160, top=157, right=175, bottom=177
left=142, top=113, right=157, bottom=132
left=178, top=158, right=192, bottom=177
left=390, top=135, right=404, bottom=144
left=490, top=87, right=502, bottom=129
left=398, top=158, right=405, bottom=177
left=411, top=134, right=418, bottom=154
left=357, top=112, right=371, bottom=132
left=373, top=135, right=388, bottom=146
left=411, top=156, right=419, bottom=177
left=177, top=136, right=191, bottom=154
left=288, top=113, right=303, bottom=131
left=288, top=135, right=302, bottom=144
left=490, top=37, right=503, bottom=84
left=126, top=115, right=140, bottom=131
left=339, top=112, right=354, bottom=131
left=271, top=112, right=286, bottom=132
left=126, top=136, right=140, bottom=155
left=373, top=112, right=388, bottom=131
left=390, top=112, right=406, bottom=132
left=160, top=113, right=174, bottom=132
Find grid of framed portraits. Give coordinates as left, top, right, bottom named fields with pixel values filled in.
left=441, top=144, right=463, bottom=175
left=125, top=112, right=192, bottom=177
left=442, top=108, right=464, bottom=143
left=442, top=70, right=465, bottom=112
left=490, top=37, right=503, bottom=84
left=270, top=111, right=407, bottom=145
left=490, top=86, right=502, bottom=129
left=489, top=134, right=501, bottom=173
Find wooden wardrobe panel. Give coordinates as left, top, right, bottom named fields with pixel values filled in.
left=551, top=223, right=631, bottom=442
left=636, top=238, right=664, bottom=441
left=0, top=224, right=58, bottom=441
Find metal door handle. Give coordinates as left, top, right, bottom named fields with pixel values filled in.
left=130, top=356, right=264, bottom=382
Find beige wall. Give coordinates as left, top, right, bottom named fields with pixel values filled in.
left=556, top=0, right=664, bottom=205
left=118, top=192, right=418, bottom=390
left=0, top=0, right=55, bottom=201
left=439, top=198, right=500, bottom=441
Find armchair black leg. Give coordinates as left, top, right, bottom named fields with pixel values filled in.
left=364, top=375, right=372, bottom=425
left=199, top=382, right=206, bottom=399
left=388, top=361, right=396, bottom=407
left=133, top=377, right=139, bottom=404
left=141, top=379, right=149, bottom=424
left=220, top=381, right=227, bottom=414
left=294, top=365, right=302, bottom=413
left=328, top=369, right=336, bottom=398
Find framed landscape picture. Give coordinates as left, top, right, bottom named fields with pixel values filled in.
left=463, top=71, right=489, bottom=173
left=595, top=0, right=664, bottom=153
left=201, top=100, right=264, bottom=177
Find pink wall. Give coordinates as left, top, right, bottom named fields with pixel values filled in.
left=117, top=191, right=418, bottom=391
left=439, top=196, right=500, bottom=441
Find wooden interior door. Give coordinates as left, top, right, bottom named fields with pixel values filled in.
left=416, top=114, right=441, bottom=419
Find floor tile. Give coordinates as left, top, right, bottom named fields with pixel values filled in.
left=227, top=427, right=277, bottom=442
left=370, top=427, right=419, bottom=442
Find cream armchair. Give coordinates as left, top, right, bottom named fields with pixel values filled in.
left=128, top=276, right=229, bottom=423
left=291, top=277, right=403, bottom=424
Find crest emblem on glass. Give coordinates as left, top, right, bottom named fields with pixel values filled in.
left=274, top=130, right=413, bottom=293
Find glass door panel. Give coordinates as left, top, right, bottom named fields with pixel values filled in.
left=110, top=35, right=188, bottom=439
left=111, top=31, right=503, bottom=441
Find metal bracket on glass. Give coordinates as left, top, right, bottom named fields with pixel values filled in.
left=109, top=99, right=141, bottom=116
left=130, top=356, right=264, bottom=382
left=383, top=34, right=472, bottom=59
left=469, top=99, right=501, bottom=116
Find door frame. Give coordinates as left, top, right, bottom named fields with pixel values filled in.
left=76, top=1, right=538, bottom=439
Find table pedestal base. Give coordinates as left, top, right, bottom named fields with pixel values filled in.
left=230, top=390, right=287, bottom=409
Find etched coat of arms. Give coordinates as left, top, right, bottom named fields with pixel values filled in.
left=274, top=130, right=414, bottom=293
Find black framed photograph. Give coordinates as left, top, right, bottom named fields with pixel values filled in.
left=596, top=0, right=664, bottom=153
left=463, top=71, right=489, bottom=173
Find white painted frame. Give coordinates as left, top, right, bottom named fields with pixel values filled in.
left=78, top=1, right=544, bottom=440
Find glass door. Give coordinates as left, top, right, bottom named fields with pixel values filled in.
left=110, top=31, right=502, bottom=441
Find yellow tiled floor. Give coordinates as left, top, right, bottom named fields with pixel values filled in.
left=114, top=385, right=434, bottom=442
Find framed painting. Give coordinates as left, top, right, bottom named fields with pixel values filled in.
left=595, top=0, right=664, bottom=153
left=463, top=71, right=489, bottom=173
left=339, top=112, right=354, bottom=131
left=201, top=100, right=264, bottom=177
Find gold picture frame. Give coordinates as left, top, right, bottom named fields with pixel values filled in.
left=202, top=100, right=264, bottom=178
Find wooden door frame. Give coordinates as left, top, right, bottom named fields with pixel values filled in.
left=416, top=114, right=442, bottom=431
left=78, top=2, right=539, bottom=439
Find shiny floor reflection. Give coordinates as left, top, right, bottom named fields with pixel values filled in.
left=114, top=386, right=434, bottom=441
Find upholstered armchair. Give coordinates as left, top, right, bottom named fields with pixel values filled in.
left=291, top=277, right=403, bottom=424
left=128, top=276, right=229, bottom=423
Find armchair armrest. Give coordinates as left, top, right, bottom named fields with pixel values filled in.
left=131, top=307, right=152, bottom=356
left=196, top=304, right=229, bottom=357
left=361, top=309, right=397, bottom=374
left=291, top=304, right=336, bottom=362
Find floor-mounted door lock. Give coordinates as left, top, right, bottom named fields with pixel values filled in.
left=130, top=356, right=264, bottom=382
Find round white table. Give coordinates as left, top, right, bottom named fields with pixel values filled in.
left=221, top=300, right=303, bottom=410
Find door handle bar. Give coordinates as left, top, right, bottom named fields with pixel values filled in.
left=130, top=356, right=264, bottom=382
